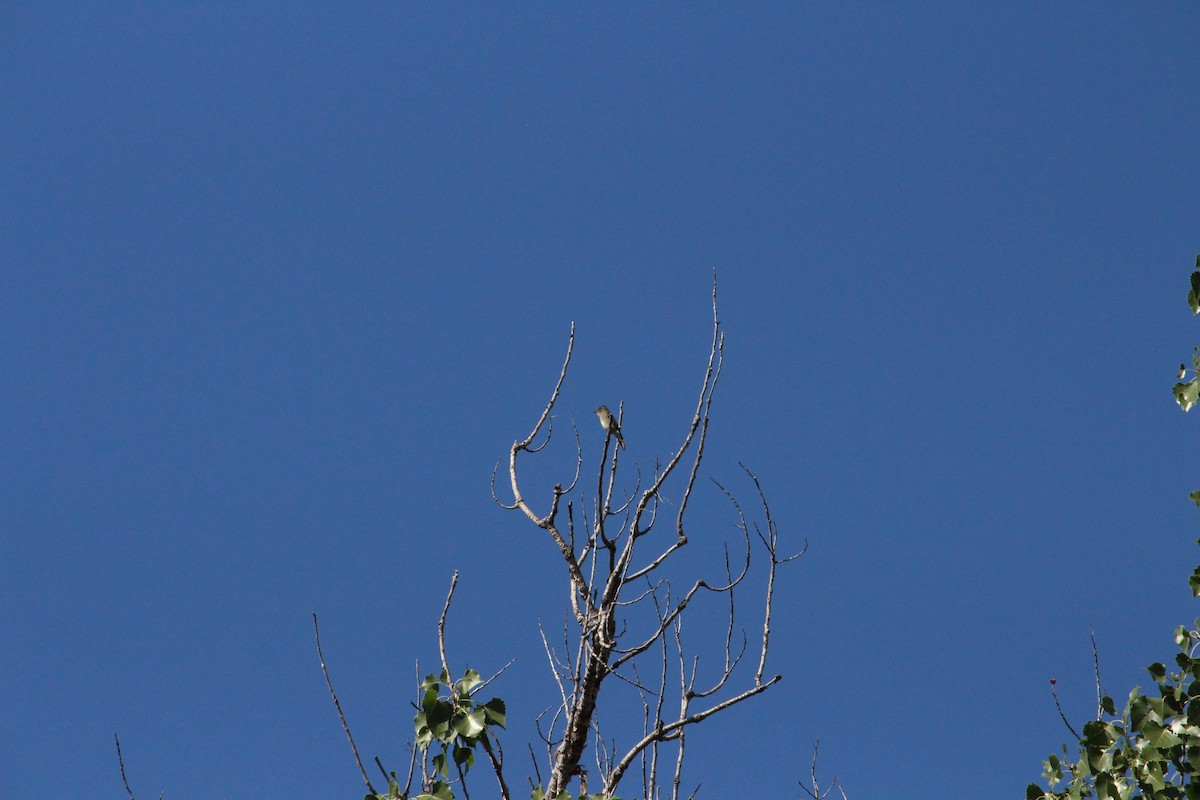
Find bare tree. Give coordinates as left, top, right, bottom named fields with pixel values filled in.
left=315, top=280, right=806, bottom=800
left=118, top=284, right=823, bottom=800
left=493, top=280, right=803, bottom=799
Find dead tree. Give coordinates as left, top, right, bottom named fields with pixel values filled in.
left=494, top=281, right=803, bottom=799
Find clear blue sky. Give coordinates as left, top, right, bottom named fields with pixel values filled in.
left=3, top=4, right=1199, bottom=798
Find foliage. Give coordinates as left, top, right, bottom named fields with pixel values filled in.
left=364, top=667, right=508, bottom=800
left=1027, top=611, right=1200, bottom=800
left=1026, top=256, right=1200, bottom=800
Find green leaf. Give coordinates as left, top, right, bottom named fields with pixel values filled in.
left=1142, top=719, right=1182, bottom=749
left=1190, top=492, right=1200, bottom=509
left=1177, top=625, right=1193, bottom=647
left=1083, top=719, right=1118, bottom=749
left=454, top=707, right=487, bottom=738
left=452, top=742, right=475, bottom=771
left=424, top=698, right=453, bottom=740
left=1189, top=270, right=1200, bottom=314
left=482, top=697, right=507, bottom=728
left=457, top=668, right=482, bottom=695
left=415, top=727, right=433, bottom=747
left=1174, top=379, right=1200, bottom=412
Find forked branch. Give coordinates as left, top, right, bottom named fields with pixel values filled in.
left=502, top=276, right=802, bottom=799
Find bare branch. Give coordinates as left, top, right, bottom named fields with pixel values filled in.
left=313, top=612, right=376, bottom=795
left=688, top=547, right=749, bottom=701
left=480, top=731, right=511, bottom=800
left=539, top=621, right=571, bottom=720
left=798, top=740, right=848, bottom=800
left=610, top=561, right=745, bottom=671
left=527, top=742, right=544, bottom=791
left=373, top=756, right=391, bottom=789
left=604, top=673, right=783, bottom=793
left=508, top=324, right=575, bottom=525
left=1050, top=679, right=1080, bottom=740
left=490, top=461, right=519, bottom=510
left=475, top=658, right=516, bottom=696
left=438, top=571, right=459, bottom=688
left=504, top=326, right=595, bottom=625
left=522, top=324, right=574, bottom=447
left=403, top=660, right=421, bottom=796
left=623, top=290, right=724, bottom=585
left=602, top=464, right=795, bottom=794
left=455, top=756, right=472, bottom=800
left=115, top=733, right=137, bottom=800
left=672, top=620, right=687, bottom=800
left=636, top=276, right=723, bottom=525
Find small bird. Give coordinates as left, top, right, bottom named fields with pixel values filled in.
left=594, top=405, right=626, bottom=450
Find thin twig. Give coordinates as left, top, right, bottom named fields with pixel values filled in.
left=115, top=733, right=136, bottom=800
left=1050, top=679, right=1080, bottom=740
left=313, top=612, right=376, bottom=795
left=799, top=740, right=846, bottom=800
left=405, top=659, right=420, bottom=796
left=481, top=731, right=512, bottom=800
left=439, top=572, right=459, bottom=690
left=455, top=756, right=472, bottom=800
left=374, top=756, right=391, bottom=788
left=604, top=672, right=782, bottom=792
left=475, top=658, right=517, bottom=695
left=1091, top=630, right=1104, bottom=718
left=672, top=619, right=687, bottom=800
left=528, top=741, right=544, bottom=790
left=539, top=620, right=571, bottom=717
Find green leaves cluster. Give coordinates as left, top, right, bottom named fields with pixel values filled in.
left=415, top=669, right=506, bottom=780
left=361, top=664, right=620, bottom=800
left=416, top=669, right=505, bottom=800
left=1027, top=598, right=1200, bottom=800
left=367, top=668, right=506, bottom=800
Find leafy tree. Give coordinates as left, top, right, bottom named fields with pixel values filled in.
left=1027, top=256, right=1200, bottom=800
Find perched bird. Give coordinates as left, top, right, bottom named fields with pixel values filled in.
left=594, top=405, right=626, bottom=450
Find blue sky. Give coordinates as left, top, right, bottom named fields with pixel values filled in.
left=3, top=4, right=1200, bottom=798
